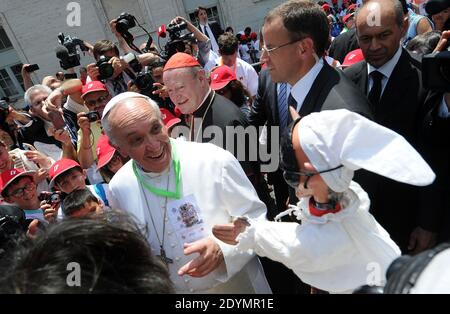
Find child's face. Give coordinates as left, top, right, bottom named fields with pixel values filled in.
left=70, top=201, right=103, bottom=218
left=292, top=123, right=329, bottom=203
left=56, top=168, right=87, bottom=194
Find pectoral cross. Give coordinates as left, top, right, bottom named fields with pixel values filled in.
left=159, top=246, right=173, bottom=265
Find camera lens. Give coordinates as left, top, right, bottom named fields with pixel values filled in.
left=97, top=56, right=114, bottom=80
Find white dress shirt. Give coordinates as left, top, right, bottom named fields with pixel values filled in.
left=200, top=23, right=219, bottom=53
left=290, top=58, right=324, bottom=112
left=367, top=45, right=402, bottom=96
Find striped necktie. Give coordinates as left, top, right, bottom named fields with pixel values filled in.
left=278, top=83, right=288, bottom=134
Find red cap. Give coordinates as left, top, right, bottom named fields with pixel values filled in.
left=343, top=13, right=354, bottom=23
left=81, top=81, right=107, bottom=99
left=96, top=134, right=116, bottom=169
left=342, top=48, right=364, bottom=68
left=322, top=4, right=330, bottom=11
left=348, top=4, right=357, bottom=11
left=1, top=168, right=35, bottom=197
left=160, top=108, right=181, bottom=129
left=48, top=159, right=82, bottom=189
left=250, top=32, right=258, bottom=40
left=163, top=53, right=201, bottom=72
left=210, top=66, right=236, bottom=91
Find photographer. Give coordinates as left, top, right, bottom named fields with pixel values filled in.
left=76, top=81, right=111, bottom=184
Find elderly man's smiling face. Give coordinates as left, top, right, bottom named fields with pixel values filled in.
left=108, top=98, right=171, bottom=173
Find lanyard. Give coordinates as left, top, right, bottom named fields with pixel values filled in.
left=132, top=139, right=181, bottom=199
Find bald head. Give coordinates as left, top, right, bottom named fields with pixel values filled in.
left=103, top=96, right=160, bottom=145
left=356, top=0, right=405, bottom=28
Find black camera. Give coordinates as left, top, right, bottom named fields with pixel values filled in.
left=85, top=111, right=101, bottom=122
left=38, top=191, right=62, bottom=205
left=422, top=49, right=450, bottom=92
left=122, top=53, right=156, bottom=95
left=160, top=21, right=196, bottom=60
left=96, top=55, right=114, bottom=80
left=116, top=12, right=137, bottom=45
left=56, top=33, right=88, bottom=70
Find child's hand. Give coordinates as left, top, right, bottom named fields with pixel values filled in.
left=212, top=218, right=250, bottom=245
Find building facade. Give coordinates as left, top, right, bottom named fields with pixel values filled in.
left=0, top=0, right=285, bottom=107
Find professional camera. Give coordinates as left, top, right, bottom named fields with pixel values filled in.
left=122, top=53, right=157, bottom=97
left=56, top=33, right=88, bottom=70
left=422, top=48, right=450, bottom=92
left=96, top=55, right=114, bottom=80
left=116, top=12, right=136, bottom=36
left=0, top=205, right=31, bottom=256
left=158, top=21, right=196, bottom=60
left=85, top=111, right=101, bottom=122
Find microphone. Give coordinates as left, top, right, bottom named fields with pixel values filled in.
left=158, top=24, right=167, bottom=38
left=55, top=45, right=69, bottom=60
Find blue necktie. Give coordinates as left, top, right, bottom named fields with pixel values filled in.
left=278, top=83, right=288, bottom=133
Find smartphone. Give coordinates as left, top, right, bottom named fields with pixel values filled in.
left=48, top=111, right=66, bottom=130
left=25, top=64, right=40, bottom=73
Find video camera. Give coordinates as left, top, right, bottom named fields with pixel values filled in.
left=55, top=33, right=88, bottom=70
left=158, top=21, right=196, bottom=60
left=423, top=45, right=450, bottom=92
left=0, top=205, right=31, bottom=256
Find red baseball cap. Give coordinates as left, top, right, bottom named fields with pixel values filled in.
left=96, top=134, right=116, bottom=169
left=160, top=108, right=181, bottom=129
left=81, top=81, right=108, bottom=99
left=210, top=66, right=236, bottom=91
left=343, top=13, right=354, bottom=24
left=48, top=159, right=82, bottom=189
left=322, top=4, right=330, bottom=11
left=0, top=168, right=35, bottom=197
left=163, top=53, right=201, bottom=72
left=341, top=49, right=364, bottom=68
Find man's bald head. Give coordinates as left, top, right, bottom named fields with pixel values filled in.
left=103, top=96, right=160, bottom=145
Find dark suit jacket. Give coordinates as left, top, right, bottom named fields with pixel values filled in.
left=329, top=27, right=359, bottom=64
left=200, top=22, right=224, bottom=43
left=344, top=49, right=435, bottom=252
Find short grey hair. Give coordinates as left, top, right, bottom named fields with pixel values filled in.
left=102, top=96, right=161, bottom=146
left=24, top=85, right=52, bottom=107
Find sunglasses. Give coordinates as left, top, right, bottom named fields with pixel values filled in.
left=282, top=165, right=343, bottom=189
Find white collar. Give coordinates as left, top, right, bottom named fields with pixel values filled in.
left=290, top=58, right=324, bottom=110
left=192, top=88, right=213, bottom=113
left=367, top=46, right=402, bottom=79
left=64, top=96, right=88, bottom=114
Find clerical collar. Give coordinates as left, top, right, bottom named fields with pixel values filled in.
left=192, top=89, right=214, bottom=117
left=308, top=197, right=342, bottom=217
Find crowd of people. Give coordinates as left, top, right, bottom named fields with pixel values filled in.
left=0, top=0, right=449, bottom=294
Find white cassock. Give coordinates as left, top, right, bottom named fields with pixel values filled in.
left=236, top=181, right=401, bottom=293
left=109, top=139, right=271, bottom=294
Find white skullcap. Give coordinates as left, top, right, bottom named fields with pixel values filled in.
left=101, top=92, right=151, bottom=121
left=298, top=109, right=436, bottom=192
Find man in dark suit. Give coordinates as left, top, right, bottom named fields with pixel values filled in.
left=343, top=0, right=439, bottom=254
left=328, top=27, right=359, bottom=63
left=195, top=6, right=224, bottom=53
left=246, top=0, right=372, bottom=294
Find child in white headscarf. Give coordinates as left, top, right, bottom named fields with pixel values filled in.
left=213, top=109, right=436, bottom=293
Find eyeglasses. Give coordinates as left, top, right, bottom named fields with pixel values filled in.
left=261, top=37, right=305, bottom=55
left=282, top=165, right=343, bottom=189
left=85, top=94, right=109, bottom=108
left=9, top=181, right=36, bottom=198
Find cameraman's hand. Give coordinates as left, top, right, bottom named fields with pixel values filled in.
left=127, top=81, right=140, bottom=93
left=170, top=16, right=186, bottom=26
left=110, top=19, right=120, bottom=36
left=87, top=63, right=100, bottom=81
left=53, top=128, right=72, bottom=145
left=24, top=150, right=53, bottom=169
left=41, top=201, right=57, bottom=223
left=21, top=64, right=31, bottom=78
left=46, top=88, right=64, bottom=112
left=153, top=83, right=169, bottom=99
left=77, top=112, right=91, bottom=133
left=433, top=30, right=450, bottom=53
left=109, top=56, right=127, bottom=79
